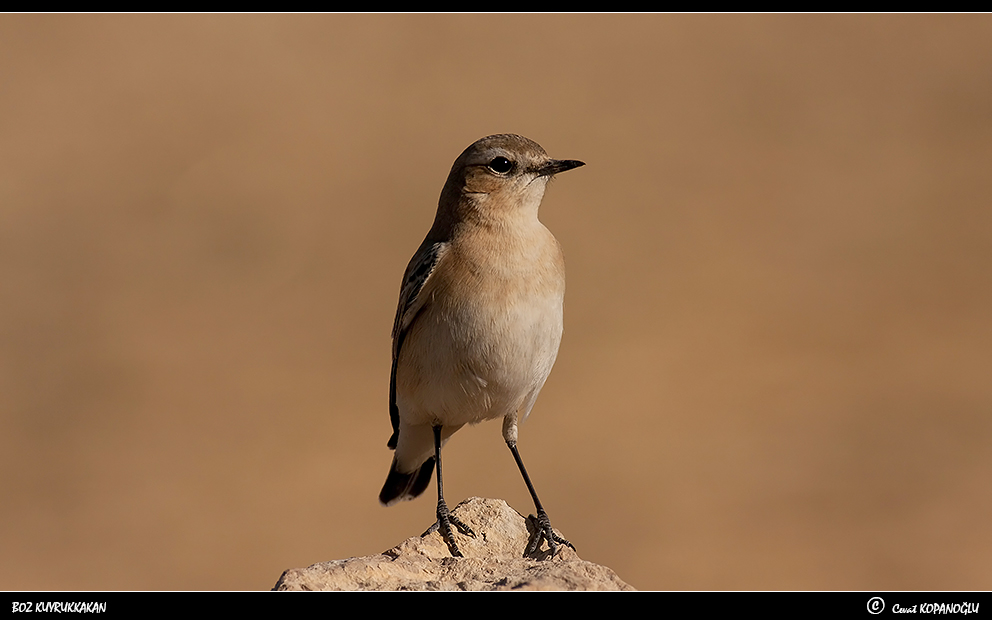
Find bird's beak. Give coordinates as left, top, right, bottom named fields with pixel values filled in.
left=536, top=159, right=586, bottom=177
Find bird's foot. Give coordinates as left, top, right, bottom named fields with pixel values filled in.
left=525, top=508, right=575, bottom=559
left=422, top=499, right=475, bottom=557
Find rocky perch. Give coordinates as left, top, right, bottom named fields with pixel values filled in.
left=273, top=497, right=634, bottom=591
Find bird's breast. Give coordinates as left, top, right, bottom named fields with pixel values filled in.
left=395, top=226, right=564, bottom=426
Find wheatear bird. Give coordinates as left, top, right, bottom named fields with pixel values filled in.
left=378, top=134, right=584, bottom=558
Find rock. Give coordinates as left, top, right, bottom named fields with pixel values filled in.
left=273, top=497, right=634, bottom=591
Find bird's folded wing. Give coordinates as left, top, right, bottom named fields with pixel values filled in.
left=387, top=240, right=448, bottom=449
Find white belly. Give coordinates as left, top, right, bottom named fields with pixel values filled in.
left=395, top=283, right=563, bottom=428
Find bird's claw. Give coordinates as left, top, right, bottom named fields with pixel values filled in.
left=423, top=500, right=475, bottom=557
left=525, top=509, right=575, bottom=559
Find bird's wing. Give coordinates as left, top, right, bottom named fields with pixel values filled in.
left=387, top=240, right=448, bottom=449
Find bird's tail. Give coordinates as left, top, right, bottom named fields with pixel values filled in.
left=378, top=456, right=436, bottom=506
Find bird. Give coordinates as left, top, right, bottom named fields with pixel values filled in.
left=377, top=134, right=585, bottom=558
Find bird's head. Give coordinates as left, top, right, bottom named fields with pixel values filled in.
left=437, top=134, right=584, bottom=227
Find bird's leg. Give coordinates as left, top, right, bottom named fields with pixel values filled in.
left=507, top=440, right=575, bottom=558
left=422, top=425, right=474, bottom=556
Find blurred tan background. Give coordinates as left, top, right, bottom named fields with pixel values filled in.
left=2, top=14, right=990, bottom=591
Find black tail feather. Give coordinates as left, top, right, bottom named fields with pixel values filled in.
left=379, top=457, right=436, bottom=506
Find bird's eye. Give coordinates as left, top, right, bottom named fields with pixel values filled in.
left=487, top=156, right=514, bottom=174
